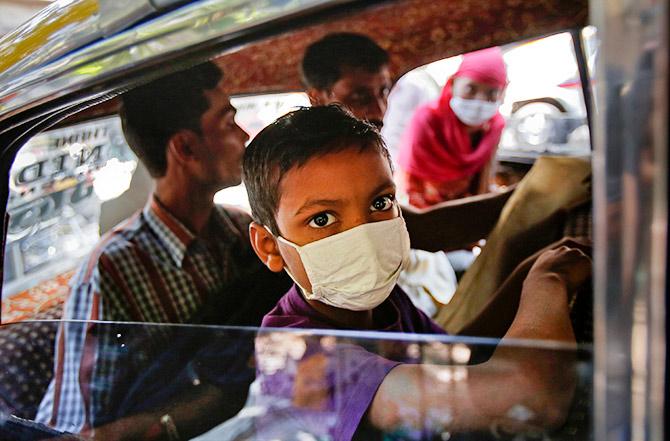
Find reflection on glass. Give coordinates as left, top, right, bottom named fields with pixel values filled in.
left=0, top=322, right=592, bottom=440
left=2, top=117, right=137, bottom=318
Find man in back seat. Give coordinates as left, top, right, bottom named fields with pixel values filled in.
left=35, top=62, right=289, bottom=436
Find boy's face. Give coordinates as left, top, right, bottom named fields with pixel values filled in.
left=251, top=146, right=398, bottom=293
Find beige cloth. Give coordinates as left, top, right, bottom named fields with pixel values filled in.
left=398, top=249, right=458, bottom=318
left=435, top=156, right=591, bottom=334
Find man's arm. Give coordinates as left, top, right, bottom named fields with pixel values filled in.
left=40, top=243, right=144, bottom=432
left=371, top=341, right=577, bottom=434
left=402, top=186, right=514, bottom=251
left=369, top=245, right=591, bottom=434
left=49, top=383, right=244, bottom=441
left=457, top=237, right=591, bottom=340
left=474, top=156, right=495, bottom=196
left=88, top=383, right=245, bottom=441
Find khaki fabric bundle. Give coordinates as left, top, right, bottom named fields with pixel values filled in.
left=435, top=156, right=591, bottom=334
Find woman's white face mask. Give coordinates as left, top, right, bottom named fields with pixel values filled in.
left=274, top=216, right=411, bottom=311
left=450, top=96, right=500, bottom=127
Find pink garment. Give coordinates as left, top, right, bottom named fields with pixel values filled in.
left=398, top=47, right=506, bottom=183
left=455, top=46, right=507, bottom=88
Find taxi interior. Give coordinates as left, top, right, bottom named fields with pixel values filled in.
left=0, top=0, right=621, bottom=439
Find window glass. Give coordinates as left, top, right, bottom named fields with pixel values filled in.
left=0, top=321, right=594, bottom=440
left=581, top=25, right=600, bottom=110
left=2, top=117, right=140, bottom=322
left=231, top=92, right=310, bottom=140
left=384, top=31, right=592, bottom=168
left=0, top=24, right=596, bottom=441
left=214, top=92, right=311, bottom=211
left=581, top=26, right=599, bottom=76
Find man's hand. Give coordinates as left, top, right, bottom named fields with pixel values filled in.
left=402, top=186, right=515, bottom=251
left=525, top=239, right=592, bottom=294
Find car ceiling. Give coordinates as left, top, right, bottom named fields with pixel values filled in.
left=59, top=0, right=587, bottom=125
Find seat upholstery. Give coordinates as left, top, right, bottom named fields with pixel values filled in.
left=0, top=302, right=62, bottom=419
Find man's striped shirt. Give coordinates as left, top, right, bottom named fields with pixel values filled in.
left=36, top=196, right=256, bottom=433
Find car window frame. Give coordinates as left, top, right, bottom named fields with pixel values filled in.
left=0, top=0, right=667, bottom=439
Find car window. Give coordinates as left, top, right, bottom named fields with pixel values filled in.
left=213, top=92, right=311, bottom=211
left=1, top=117, right=142, bottom=323
left=2, top=29, right=596, bottom=319
left=0, top=320, right=594, bottom=440
left=0, top=0, right=598, bottom=438
left=385, top=31, right=592, bottom=176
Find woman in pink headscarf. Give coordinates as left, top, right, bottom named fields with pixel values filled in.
left=398, top=47, right=508, bottom=208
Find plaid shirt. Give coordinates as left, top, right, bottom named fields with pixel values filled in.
left=36, top=196, right=256, bottom=433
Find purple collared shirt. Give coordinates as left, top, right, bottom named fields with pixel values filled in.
left=255, top=284, right=446, bottom=441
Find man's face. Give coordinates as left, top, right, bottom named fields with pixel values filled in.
left=192, top=85, right=249, bottom=190
left=272, top=147, right=397, bottom=292
left=310, top=66, right=392, bottom=128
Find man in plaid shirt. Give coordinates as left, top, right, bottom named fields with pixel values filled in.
left=36, top=62, right=287, bottom=437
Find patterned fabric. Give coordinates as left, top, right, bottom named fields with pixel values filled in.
left=57, top=0, right=587, bottom=126
left=217, top=0, right=587, bottom=95
left=0, top=303, right=63, bottom=419
left=35, top=196, right=256, bottom=433
left=1, top=271, right=73, bottom=324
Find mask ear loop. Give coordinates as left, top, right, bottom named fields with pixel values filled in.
left=264, top=226, right=315, bottom=297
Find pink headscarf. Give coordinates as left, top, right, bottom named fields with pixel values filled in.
left=398, top=47, right=507, bottom=183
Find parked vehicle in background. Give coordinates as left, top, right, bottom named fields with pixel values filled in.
left=499, top=27, right=598, bottom=161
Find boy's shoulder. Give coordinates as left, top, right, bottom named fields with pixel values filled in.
left=260, top=284, right=447, bottom=335
left=389, top=285, right=448, bottom=335
left=260, top=285, right=330, bottom=330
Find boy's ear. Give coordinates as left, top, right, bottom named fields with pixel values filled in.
left=306, top=88, right=329, bottom=106
left=167, top=130, right=199, bottom=165
left=249, top=221, right=285, bottom=273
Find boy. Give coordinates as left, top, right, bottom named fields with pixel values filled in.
left=243, top=105, right=590, bottom=440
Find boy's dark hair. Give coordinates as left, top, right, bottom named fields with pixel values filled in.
left=301, top=33, right=389, bottom=90
left=243, top=105, right=392, bottom=235
left=119, top=62, right=222, bottom=177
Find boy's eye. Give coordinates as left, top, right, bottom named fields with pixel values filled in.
left=371, top=195, right=395, bottom=212
left=308, top=212, right=336, bottom=228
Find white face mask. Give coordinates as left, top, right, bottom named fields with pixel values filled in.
left=450, top=96, right=500, bottom=127
left=276, top=216, right=411, bottom=311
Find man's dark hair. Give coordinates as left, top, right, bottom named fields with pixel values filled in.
left=243, top=105, right=391, bottom=235
left=301, top=33, right=389, bottom=90
left=119, top=62, right=222, bottom=177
